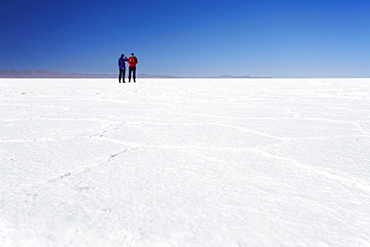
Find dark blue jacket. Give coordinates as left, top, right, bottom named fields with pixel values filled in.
left=118, top=57, right=128, bottom=68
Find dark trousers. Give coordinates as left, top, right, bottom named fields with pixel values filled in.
left=118, top=68, right=126, bottom=82
left=129, top=67, right=136, bottom=82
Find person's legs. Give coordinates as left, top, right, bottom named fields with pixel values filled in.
left=132, top=67, right=136, bottom=82
left=118, top=68, right=122, bottom=82
left=122, top=68, right=126, bottom=82
left=119, top=68, right=125, bottom=83
left=129, top=67, right=133, bottom=82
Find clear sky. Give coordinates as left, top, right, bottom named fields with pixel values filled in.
left=1, top=0, right=370, bottom=77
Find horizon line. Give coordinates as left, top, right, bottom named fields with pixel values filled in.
left=0, top=68, right=369, bottom=79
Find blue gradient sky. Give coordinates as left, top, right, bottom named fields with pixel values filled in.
left=1, top=0, right=370, bottom=77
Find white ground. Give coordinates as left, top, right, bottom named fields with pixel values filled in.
left=0, top=78, right=370, bottom=246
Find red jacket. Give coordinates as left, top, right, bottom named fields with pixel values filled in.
left=128, top=56, right=138, bottom=67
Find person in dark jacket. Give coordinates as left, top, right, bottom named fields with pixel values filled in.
left=118, top=54, right=128, bottom=83
left=128, top=53, right=138, bottom=83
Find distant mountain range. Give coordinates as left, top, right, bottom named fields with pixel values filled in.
left=0, top=69, right=123, bottom=78
left=0, top=69, right=268, bottom=78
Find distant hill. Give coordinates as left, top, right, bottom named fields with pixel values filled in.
left=0, top=69, right=267, bottom=78
left=210, top=75, right=253, bottom=78
left=0, top=69, right=115, bottom=78
left=0, top=69, right=181, bottom=78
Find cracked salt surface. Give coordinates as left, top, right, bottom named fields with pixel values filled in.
left=0, top=78, right=370, bottom=246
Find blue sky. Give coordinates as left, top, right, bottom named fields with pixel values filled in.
left=1, top=0, right=370, bottom=77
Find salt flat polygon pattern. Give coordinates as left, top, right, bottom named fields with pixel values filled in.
left=0, top=78, right=369, bottom=246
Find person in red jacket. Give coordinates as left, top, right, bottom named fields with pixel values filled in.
left=128, top=53, right=138, bottom=82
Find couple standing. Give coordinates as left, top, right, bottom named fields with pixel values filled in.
left=118, top=53, right=138, bottom=83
